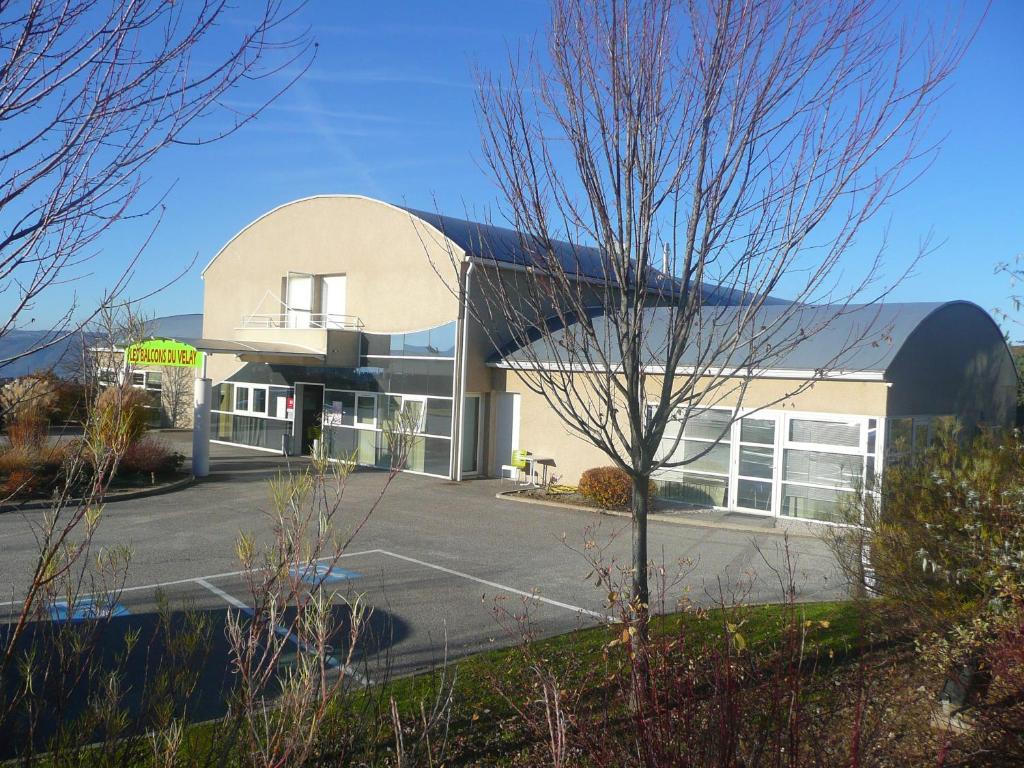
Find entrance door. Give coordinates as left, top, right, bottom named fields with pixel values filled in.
left=298, top=383, right=325, bottom=455
left=492, top=392, right=520, bottom=476
left=461, top=394, right=482, bottom=476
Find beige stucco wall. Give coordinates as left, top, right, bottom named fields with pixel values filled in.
left=495, top=368, right=890, bottom=485
left=202, top=196, right=463, bottom=342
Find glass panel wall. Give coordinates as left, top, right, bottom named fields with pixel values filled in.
left=322, top=389, right=454, bottom=476
left=735, top=415, right=776, bottom=512
left=211, top=321, right=457, bottom=476
left=781, top=416, right=864, bottom=523
left=652, top=408, right=733, bottom=507
left=651, top=406, right=878, bottom=524
left=212, top=382, right=295, bottom=452
left=213, top=412, right=293, bottom=452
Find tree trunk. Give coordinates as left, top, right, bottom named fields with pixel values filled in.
left=631, top=474, right=650, bottom=623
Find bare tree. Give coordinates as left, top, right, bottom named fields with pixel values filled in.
left=462, top=0, right=976, bottom=619
left=0, top=0, right=314, bottom=370
left=157, top=365, right=194, bottom=428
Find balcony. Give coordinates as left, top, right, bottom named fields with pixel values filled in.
left=240, top=312, right=364, bottom=331
left=236, top=309, right=363, bottom=367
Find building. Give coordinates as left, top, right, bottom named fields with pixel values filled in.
left=177, top=194, right=1014, bottom=524
left=94, top=313, right=204, bottom=428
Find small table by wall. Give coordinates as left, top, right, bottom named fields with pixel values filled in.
left=524, top=454, right=555, bottom=487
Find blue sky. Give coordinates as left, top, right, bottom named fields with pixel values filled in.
left=19, top=0, right=1024, bottom=336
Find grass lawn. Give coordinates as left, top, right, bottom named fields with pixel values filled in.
left=355, top=599, right=873, bottom=765
left=38, top=600, right=904, bottom=766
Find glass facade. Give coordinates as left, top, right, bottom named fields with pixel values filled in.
left=652, top=408, right=732, bottom=507
left=653, top=407, right=882, bottom=524
left=211, top=321, right=458, bottom=478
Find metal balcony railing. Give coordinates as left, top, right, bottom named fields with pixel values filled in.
left=240, top=312, right=364, bottom=330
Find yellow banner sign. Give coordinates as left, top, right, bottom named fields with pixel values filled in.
left=125, top=339, right=203, bottom=368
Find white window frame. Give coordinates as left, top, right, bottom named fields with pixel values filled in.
left=234, top=383, right=270, bottom=416
left=398, top=395, right=428, bottom=433
left=730, top=413, right=780, bottom=515
left=128, top=370, right=163, bottom=393
left=648, top=403, right=883, bottom=525
left=354, top=393, right=377, bottom=429
left=777, top=410, right=881, bottom=525
left=651, top=405, right=735, bottom=507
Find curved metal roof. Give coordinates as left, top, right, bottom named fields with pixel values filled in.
left=492, top=301, right=1002, bottom=378
left=401, top=205, right=787, bottom=304
left=149, top=313, right=203, bottom=339
left=198, top=194, right=787, bottom=304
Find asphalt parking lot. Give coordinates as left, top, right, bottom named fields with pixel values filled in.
left=0, top=432, right=848, bottom=688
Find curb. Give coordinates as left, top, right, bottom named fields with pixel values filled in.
left=495, top=490, right=820, bottom=538
left=0, top=474, right=196, bottom=513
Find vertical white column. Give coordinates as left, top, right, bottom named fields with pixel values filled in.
left=192, top=377, right=211, bottom=477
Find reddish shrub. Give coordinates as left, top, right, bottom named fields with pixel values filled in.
left=6, top=414, right=47, bottom=452
left=577, top=466, right=655, bottom=509
left=119, top=437, right=184, bottom=477
left=2, top=469, right=39, bottom=497
left=0, top=447, right=33, bottom=474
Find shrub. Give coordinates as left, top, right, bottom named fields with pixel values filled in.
left=53, top=380, right=87, bottom=424
left=578, top=466, right=655, bottom=509
left=2, top=469, right=39, bottom=498
left=120, top=437, right=184, bottom=477
left=5, top=414, right=47, bottom=453
left=0, top=447, right=33, bottom=475
left=0, top=373, right=60, bottom=424
left=90, top=386, right=153, bottom=449
left=864, top=426, right=1024, bottom=629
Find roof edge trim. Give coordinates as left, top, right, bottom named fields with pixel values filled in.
left=489, top=359, right=886, bottom=382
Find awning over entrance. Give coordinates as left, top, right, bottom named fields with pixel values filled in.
left=173, top=337, right=326, bottom=364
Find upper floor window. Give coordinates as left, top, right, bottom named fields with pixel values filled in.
left=285, top=272, right=348, bottom=329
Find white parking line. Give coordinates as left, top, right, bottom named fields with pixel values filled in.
left=375, top=549, right=611, bottom=622
left=1, top=547, right=611, bottom=623
left=194, top=577, right=370, bottom=686
left=194, top=578, right=249, bottom=611
left=0, top=549, right=381, bottom=608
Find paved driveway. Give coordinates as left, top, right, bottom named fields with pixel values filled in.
left=0, top=432, right=848, bottom=682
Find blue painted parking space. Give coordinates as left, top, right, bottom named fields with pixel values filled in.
left=289, top=562, right=363, bottom=586
left=49, top=596, right=130, bottom=622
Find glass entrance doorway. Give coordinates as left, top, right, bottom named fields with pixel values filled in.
left=297, top=383, right=325, bottom=455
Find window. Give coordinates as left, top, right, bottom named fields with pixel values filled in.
left=319, top=388, right=455, bottom=478
left=399, top=396, right=426, bottom=432
left=355, top=394, right=376, bottom=427
left=233, top=384, right=269, bottom=416
left=653, top=407, right=734, bottom=508
left=782, top=416, right=864, bottom=523
left=286, top=272, right=313, bottom=328
left=425, top=398, right=453, bottom=437
left=320, top=275, right=347, bottom=328
left=735, top=415, right=778, bottom=512
left=789, top=418, right=860, bottom=447
left=323, top=390, right=355, bottom=427
left=131, top=372, right=146, bottom=387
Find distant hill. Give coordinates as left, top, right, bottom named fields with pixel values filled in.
left=0, top=330, right=90, bottom=379
left=0, top=314, right=202, bottom=380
